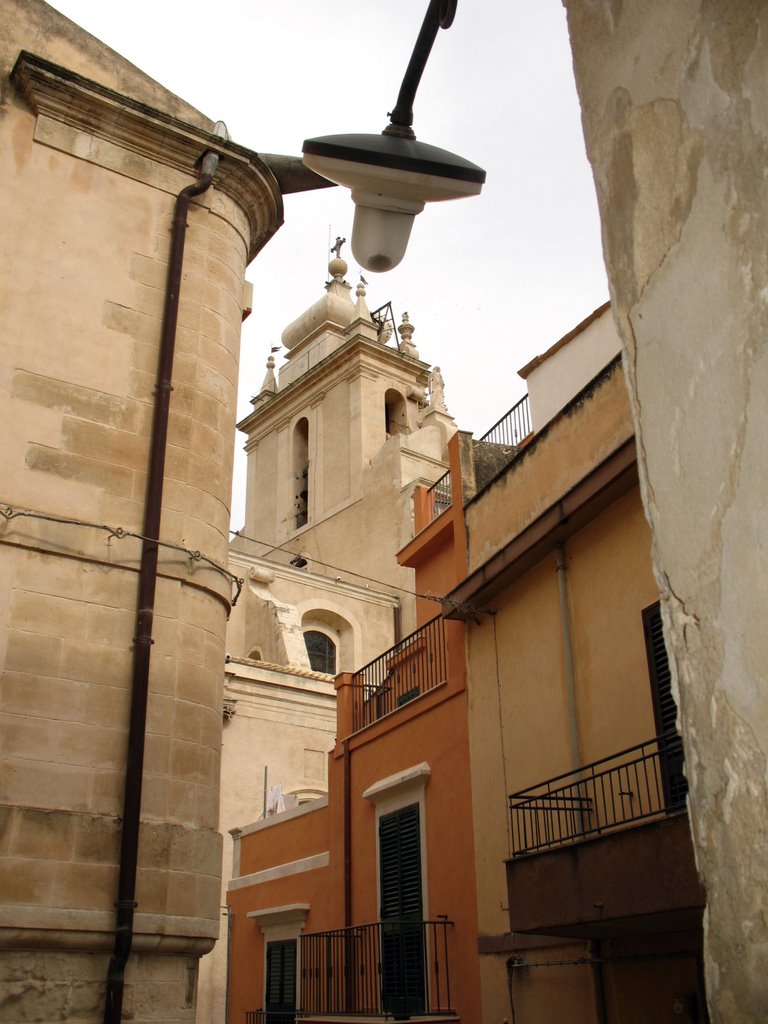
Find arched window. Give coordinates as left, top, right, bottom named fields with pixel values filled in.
left=304, top=630, right=336, bottom=675
left=384, top=389, right=408, bottom=437
left=293, top=417, right=309, bottom=529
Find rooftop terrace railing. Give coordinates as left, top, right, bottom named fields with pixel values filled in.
left=479, top=393, right=531, bottom=447
left=421, top=395, right=532, bottom=527
left=426, top=469, right=452, bottom=521
left=509, top=733, right=687, bottom=857
left=351, top=615, right=447, bottom=732
left=300, top=919, right=453, bottom=1019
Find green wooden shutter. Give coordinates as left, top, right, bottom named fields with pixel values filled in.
left=265, top=939, right=296, bottom=1019
left=642, top=602, right=687, bottom=809
left=379, top=804, right=425, bottom=1016
left=379, top=804, right=422, bottom=920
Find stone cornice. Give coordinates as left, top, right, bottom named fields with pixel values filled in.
left=11, top=50, right=283, bottom=261
left=237, top=334, right=431, bottom=438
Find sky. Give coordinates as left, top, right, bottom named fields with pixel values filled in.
left=49, top=0, right=609, bottom=529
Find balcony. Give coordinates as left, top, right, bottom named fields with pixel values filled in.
left=505, top=735, right=704, bottom=938
left=426, top=470, right=452, bottom=521
left=300, top=919, right=454, bottom=1020
left=509, top=733, right=687, bottom=856
left=351, top=616, right=447, bottom=732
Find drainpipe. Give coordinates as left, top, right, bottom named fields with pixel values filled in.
left=104, top=126, right=227, bottom=1024
left=554, top=543, right=581, bottom=772
left=343, top=738, right=352, bottom=927
left=393, top=598, right=402, bottom=644
left=589, top=940, right=609, bottom=1024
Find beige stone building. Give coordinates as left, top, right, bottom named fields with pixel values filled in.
left=235, top=255, right=457, bottom=640
left=0, top=2, right=327, bottom=1020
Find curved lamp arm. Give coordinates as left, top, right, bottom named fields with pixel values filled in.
left=387, top=0, right=458, bottom=135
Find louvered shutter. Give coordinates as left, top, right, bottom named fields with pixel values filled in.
left=379, top=804, right=422, bottom=920
left=379, top=805, right=425, bottom=1015
left=265, top=939, right=296, bottom=1019
left=642, top=602, right=688, bottom=809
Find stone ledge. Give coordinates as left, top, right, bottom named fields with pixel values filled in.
left=11, top=50, right=282, bottom=261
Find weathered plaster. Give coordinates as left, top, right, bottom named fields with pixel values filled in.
left=565, top=1, right=768, bottom=1018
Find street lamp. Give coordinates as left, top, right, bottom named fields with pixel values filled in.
left=302, top=0, right=485, bottom=273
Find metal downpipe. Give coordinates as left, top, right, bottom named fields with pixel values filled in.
left=554, top=542, right=582, bottom=772
left=104, top=140, right=223, bottom=1024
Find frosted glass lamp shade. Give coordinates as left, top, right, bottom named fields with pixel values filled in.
left=303, top=131, right=485, bottom=273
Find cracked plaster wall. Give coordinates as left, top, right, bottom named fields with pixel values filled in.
left=564, top=2, right=768, bottom=1020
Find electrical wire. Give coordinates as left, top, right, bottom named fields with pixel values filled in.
left=1, top=504, right=244, bottom=605
left=230, top=526, right=488, bottom=618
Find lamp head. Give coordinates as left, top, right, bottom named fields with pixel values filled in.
left=302, top=128, right=485, bottom=272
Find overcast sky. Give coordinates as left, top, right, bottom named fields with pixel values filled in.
left=50, top=0, right=609, bottom=528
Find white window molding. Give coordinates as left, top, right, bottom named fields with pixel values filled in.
left=363, top=762, right=431, bottom=920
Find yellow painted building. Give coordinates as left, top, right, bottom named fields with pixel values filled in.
left=447, top=306, right=705, bottom=1023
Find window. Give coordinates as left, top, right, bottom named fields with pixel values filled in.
left=379, top=804, right=425, bottom=1016
left=304, top=630, right=336, bottom=675
left=643, top=601, right=687, bottom=809
left=265, top=939, right=296, bottom=1024
left=293, top=418, right=309, bottom=529
left=384, top=389, right=408, bottom=436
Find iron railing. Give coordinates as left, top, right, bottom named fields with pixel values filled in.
left=426, top=469, right=452, bottom=521
left=245, top=1012, right=295, bottom=1024
left=509, top=733, right=688, bottom=857
left=351, top=616, right=447, bottom=732
left=479, top=394, right=531, bottom=447
left=421, top=396, right=531, bottom=527
left=301, top=919, right=453, bottom=1018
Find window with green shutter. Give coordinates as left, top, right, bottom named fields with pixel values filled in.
left=378, top=804, right=425, bottom=1017
left=265, top=939, right=296, bottom=1023
left=642, top=601, right=688, bottom=810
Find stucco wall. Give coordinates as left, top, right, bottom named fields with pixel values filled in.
left=524, top=305, right=620, bottom=431
left=564, top=3, right=768, bottom=1019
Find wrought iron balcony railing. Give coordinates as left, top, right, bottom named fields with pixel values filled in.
left=479, top=393, right=531, bottom=447
left=301, top=919, right=453, bottom=1019
left=245, top=1012, right=295, bottom=1024
left=422, top=396, right=532, bottom=527
left=509, top=733, right=688, bottom=857
left=351, top=615, right=447, bottom=732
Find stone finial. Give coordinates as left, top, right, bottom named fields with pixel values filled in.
left=398, top=311, right=419, bottom=359
left=260, top=349, right=278, bottom=394
left=331, top=235, right=346, bottom=258
left=328, top=256, right=348, bottom=282
left=354, top=274, right=372, bottom=322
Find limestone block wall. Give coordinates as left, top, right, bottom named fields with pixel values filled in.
left=0, top=27, right=281, bottom=1024
left=564, top=2, right=768, bottom=1019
